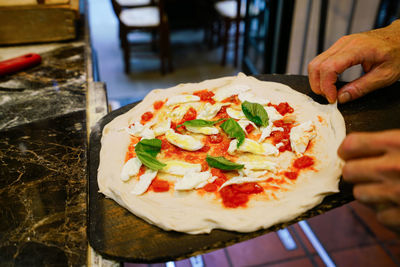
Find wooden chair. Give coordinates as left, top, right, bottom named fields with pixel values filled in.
left=214, top=0, right=246, bottom=67
left=110, top=0, right=172, bottom=74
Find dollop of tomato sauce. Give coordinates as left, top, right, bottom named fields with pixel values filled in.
left=221, top=95, right=240, bottom=105
left=284, top=171, right=299, bottom=180
left=124, top=137, right=140, bottom=162
left=269, top=102, right=294, bottom=116
left=203, top=168, right=228, bottom=192
left=215, top=105, right=230, bottom=119
left=178, top=107, right=197, bottom=125
left=245, top=124, right=255, bottom=134
left=193, top=89, right=215, bottom=104
left=207, top=133, right=231, bottom=157
left=202, top=168, right=264, bottom=208
left=220, top=183, right=263, bottom=208
left=149, top=178, right=170, bottom=192
left=141, top=111, right=154, bottom=125
left=153, top=100, right=165, bottom=110
left=270, top=119, right=294, bottom=152
left=293, top=155, right=314, bottom=169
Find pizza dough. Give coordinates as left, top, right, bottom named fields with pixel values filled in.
left=97, top=73, right=346, bottom=234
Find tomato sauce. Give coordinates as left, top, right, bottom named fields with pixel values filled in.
left=245, top=124, right=255, bottom=134
left=284, top=171, right=299, bottom=180
left=193, top=89, right=216, bottom=104
left=220, top=183, right=263, bottom=208
left=269, top=102, right=294, bottom=116
left=149, top=178, right=170, bottom=192
left=203, top=168, right=227, bottom=192
left=215, top=105, right=230, bottom=119
left=153, top=100, right=164, bottom=110
left=293, top=155, right=314, bottom=169
left=178, top=107, right=197, bottom=125
left=124, top=137, right=140, bottom=162
left=207, top=133, right=231, bottom=156
left=221, top=94, right=240, bottom=105
left=269, top=119, right=294, bottom=152
left=208, top=134, right=223, bottom=144
left=141, top=111, right=154, bottom=125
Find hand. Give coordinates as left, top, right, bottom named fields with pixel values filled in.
left=338, top=130, right=400, bottom=232
left=308, top=20, right=400, bottom=104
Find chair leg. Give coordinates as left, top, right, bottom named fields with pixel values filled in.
left=121, top=27, right=130, bottom=74
left=159, top=27, right=166, bottom=75
left=221, top=19, right=231, bottom=66
left=234, top=19, right=240, bottom=68
left=151, top=30, right=157, bottom=52
left=165, top=25, right=173, bottom=73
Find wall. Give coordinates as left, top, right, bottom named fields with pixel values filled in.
left=287, top=0, right=380, bottom=82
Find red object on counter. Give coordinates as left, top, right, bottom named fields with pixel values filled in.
left=0, top=53, right=42, bottom=76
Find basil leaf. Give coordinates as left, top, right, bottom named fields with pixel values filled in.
left=135, top=139, right=165, bottom=170
left=206, top=155, right=244, bottom=170
left=177, top=118, right=225, bottom=128
left=220, top=118, right=245, bottom=147
left=135, top=138, right=162, bottom=157
left=136, top=151, right=166, bottom=170
left=241, top=101, right=269, bottom=127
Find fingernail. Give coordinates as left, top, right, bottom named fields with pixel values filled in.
left=338, top=91, right=351, bottom=103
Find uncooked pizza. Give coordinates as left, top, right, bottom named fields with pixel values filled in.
left=98, top=73, right=345, bottom=234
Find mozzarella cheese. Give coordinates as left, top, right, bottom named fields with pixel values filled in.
left=125, top=122, right=155, bottom=139
left=175, top=170, right=213, bottom=190
left=258, top=124, right=272, bottom=142
left=213, top=84, right=251, bottom=101
left=290, top=121, right=316, bottom=155
left=165, top=129, right=204, bottom=151
left=240, top=169, right=268, bottom=178
left=166, top=95, right=200, bottom=106
left=161, top=160, right=202, bottom=176
left=264, top=106, right=283, bottom=122
left=237, top=158, right=277, bottom=172
left=170, top=105, right=191, bottom=121
left=259, top=125, right=284, bottom=142
left=197, top=103, right=228, bottom=120
left=153, top=118, right=171, bottom=136
left=121, top=157, right=142, bottom=181
left=219, top=175, right=266, bottom=190
left=228, top=138, right=279, bottom=156
left=186, top=126, right=219, bottom=135
left=226, top=108, right=246, bottom=120
left=237, top=119, right=258, bottom=133
left=131, top=169, right=158, bottom=195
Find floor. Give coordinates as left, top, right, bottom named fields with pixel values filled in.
left=88, top=1, right=400, bottom=266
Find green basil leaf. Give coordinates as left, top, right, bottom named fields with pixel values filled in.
left=136, top=151, right=166, bottom=170
left=135, top=138, right=162, bottom=157
left=241, top=101, right=269, bottom=127
left=177, top=118, right=225, bottom=128
left=206, top=155, right=244, bottom=170
left=220, top=118, right=245, bottom=147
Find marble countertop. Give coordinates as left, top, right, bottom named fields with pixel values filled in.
left=0, top=43, right=86, bottom=130
left=0, top=7, right=109, bottom=265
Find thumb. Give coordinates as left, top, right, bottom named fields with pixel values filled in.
left=337, top=67, right=398, bottom=103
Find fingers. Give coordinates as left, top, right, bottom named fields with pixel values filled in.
left=353, top=183, right=400, bottom=204
left=340, top=130, right=400, bottom=183
left=337, top=65, right=400, bottom=103
left=338, top=132, right=389, bottom=160
left=342, top=157, right=386, bottom=183
left=377, top=208, right=400, bottom=230
left=308, top=36, right=359, bottom=103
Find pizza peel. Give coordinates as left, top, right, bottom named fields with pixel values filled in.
left=88, top=74, right=400, bottom=262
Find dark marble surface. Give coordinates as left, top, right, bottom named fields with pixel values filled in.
left=0, top=13, right=91, bottom=265
left=0, top=110, right=87, bottom=266
left=0, top=44, right=86, bottom=130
